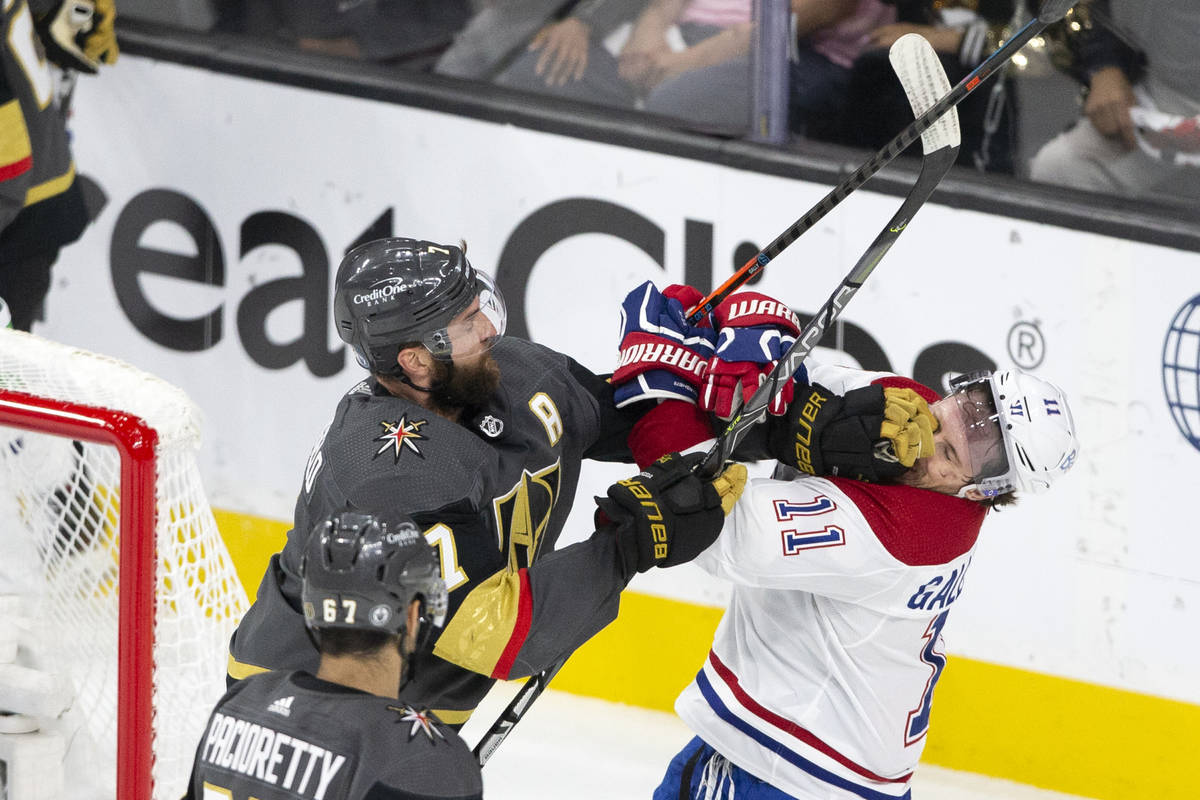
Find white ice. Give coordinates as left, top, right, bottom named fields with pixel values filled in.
left=461, top=684, right=1096, bottom=800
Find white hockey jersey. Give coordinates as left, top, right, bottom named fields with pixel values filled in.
left=674, top=364, right=989, bottom=800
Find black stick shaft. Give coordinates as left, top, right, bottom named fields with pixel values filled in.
left=685, top=8, right=1063, bottom=326
left=697, top=146, right=959, bottom=478
left=473, top=659, right=565, bottom=766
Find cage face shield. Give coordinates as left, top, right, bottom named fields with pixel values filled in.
left=421, top=270, right=507, bottom=361
left=946, top=372, right=1011, bottom=497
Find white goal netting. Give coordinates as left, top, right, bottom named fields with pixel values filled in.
left=0, top=329, right=248, bottom=800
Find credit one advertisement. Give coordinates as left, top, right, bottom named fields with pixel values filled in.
left=43, top=57, right=1200, bottom=706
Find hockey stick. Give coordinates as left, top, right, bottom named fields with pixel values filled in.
left=696, top=33, right=963, bottom=478
left=469, top=33, right=969, bottom=768
left=684, top=0, right=1075, bottom=325
left=473, top=659, right=565, bottom=766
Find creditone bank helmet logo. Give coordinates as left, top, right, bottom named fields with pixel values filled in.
left=353, top=277, right=407, bottom=306
left=1163, top=294, right=1200, bottom=452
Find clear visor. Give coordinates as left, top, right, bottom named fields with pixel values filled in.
left=422, top=271, right=507, bottom=360
left=947, top=378, right=1009, bottom=484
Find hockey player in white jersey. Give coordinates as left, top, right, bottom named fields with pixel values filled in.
left=646, top=362, right=1079, bottom=800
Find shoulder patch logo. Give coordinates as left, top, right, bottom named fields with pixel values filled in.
left=349, top=380, right=372, bottom=395
left=267, top=696, right=294, bottom=717
left=479, top=414, right=504, bottom=438
left=374, top=415, right=427, bottom=463
left=388, top=705, right=446, bottom=743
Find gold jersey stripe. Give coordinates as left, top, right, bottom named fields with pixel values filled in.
left=0, top=98, right=31, bottom=174
left=226, top=653, right=271, bottom=681
left=24, top=160, right=74, bottom=206
left=433, top=569, right=524, bottom=676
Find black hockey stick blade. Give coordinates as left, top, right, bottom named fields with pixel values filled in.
left=696, top=35, right=962, bottom=479
left=684, top=0, right=1076, bottom=326
left=473, top=658, right=566, bottom=766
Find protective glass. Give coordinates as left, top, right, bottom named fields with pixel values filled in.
left=946, top=375, right=1009, bottom=485
left=422, top=271, right=507, bottom=360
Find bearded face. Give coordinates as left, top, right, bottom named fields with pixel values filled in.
left=428, top=352, right=501, bottom=411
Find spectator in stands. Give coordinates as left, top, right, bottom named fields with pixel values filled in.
left=435, top=0, right=586, bottom=80
left=0, top=0, right=116, bottom=332
left=786, top=0, right=895, bottom=140
left=1028, top=0, right=1200, bottom=202
left=264, top=0, right=472, bottom=67
left=831, top=0, right=1020, bottom=174
left=497, top=0, right=757, bottom=133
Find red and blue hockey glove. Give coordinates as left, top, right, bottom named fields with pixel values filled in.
left=700, top=292, right=803, bottom=419
left=612, top=282, right=717, bottom=408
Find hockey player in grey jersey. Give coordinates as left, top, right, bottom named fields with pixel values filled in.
left=229, top=236, right=747, bottom=728
left=188, top=510, right=481, bottom=800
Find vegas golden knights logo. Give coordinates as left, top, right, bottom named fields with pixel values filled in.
left=492, top=460, right=561, bottom=571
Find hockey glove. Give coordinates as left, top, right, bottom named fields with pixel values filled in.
left=35, top=0, right=100, bottom=74
left=879, top=387, right=938, bottom=468
left=700, top=291, right=802, bottom=419
left=767, top=383, right=937, bottom=482
left=612, top=282, right=717, bottom=408
left=83, top=0, right=118, bottom=67
left=598, top=452, right=747, bottom=577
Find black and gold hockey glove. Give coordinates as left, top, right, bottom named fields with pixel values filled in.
left=767, top=384, right=937, bottom=482
left=34, top=0, right=118, bottom=75
left=83, top=0, right=118, bottom=67
left=598, top=452, right=746, bottom=577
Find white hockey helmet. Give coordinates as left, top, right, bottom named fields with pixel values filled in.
left=947, top=369, right=1079, bottom=497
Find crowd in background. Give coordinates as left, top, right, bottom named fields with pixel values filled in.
left=192, top=0, right=1198, bottom=208
left=5, top=0, right=1198, bottom=328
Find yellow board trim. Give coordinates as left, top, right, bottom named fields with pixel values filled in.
left=213, top=509, right=1199, bottom=799
left=211, top=508, right=291, bottom=599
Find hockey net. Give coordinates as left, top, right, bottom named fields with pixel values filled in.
left=0, top=329, right=248, bottom=800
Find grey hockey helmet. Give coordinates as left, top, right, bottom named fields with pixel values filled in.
left=333, top=237, right=507, bottom=374
left=300, top=510, right=448, bottom=637
left=945, top=369, right=1079, bottom=497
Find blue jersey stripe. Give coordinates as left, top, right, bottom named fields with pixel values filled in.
left=695, top=670, right=911, bottom=800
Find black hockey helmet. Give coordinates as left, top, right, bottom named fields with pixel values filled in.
left=333, top=237, right=506, bottom=374
left=299, top=510, right=448, bottom=638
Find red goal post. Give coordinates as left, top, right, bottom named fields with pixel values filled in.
left=0, top=329, right=247, bottom=800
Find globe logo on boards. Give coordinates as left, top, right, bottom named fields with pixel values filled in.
left=1163, top=294, right=1200, bottom=453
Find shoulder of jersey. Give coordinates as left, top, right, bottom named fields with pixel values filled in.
left=491, top=337, right=572, bottom=387
left=220, top=669, right=295, bottom=711
left=823, top=478, right=987, bottom=567
left=321, top=388, right=486, bottom=503
left=367, top=704, right=483, bottom=787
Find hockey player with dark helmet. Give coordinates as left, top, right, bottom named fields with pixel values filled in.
left=187, top=511, right=482, bottom=800
left=333, top=237, right=507, bottom=414
left=300, top=510, right=449, bottom=691
left=229, top=231, right=747, bottom=734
